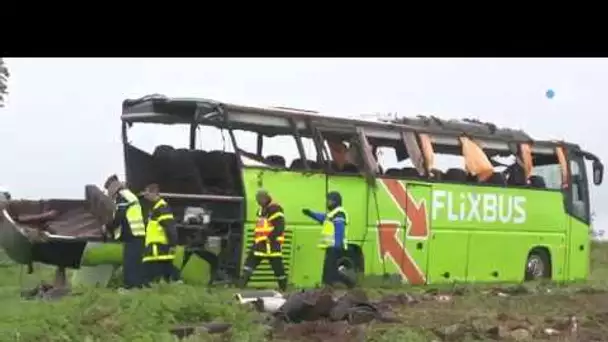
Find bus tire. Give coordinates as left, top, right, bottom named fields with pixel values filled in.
left=524, top=248, right=552, bottom=281
left=336, top=245, right=365, bottom=287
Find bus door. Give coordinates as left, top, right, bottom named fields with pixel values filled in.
left=564, top=150, right=592, bottom=281
left=283, top=122, right=329, bottom=287
left=315, top=125, right=369, bottom=245
left=401, top=181, right=431, bottom=285
left=310, top=125, right=368, bottom=281
left=363, top=128, right=431, bottom=285
left=373, top=178, right=431, bottom=285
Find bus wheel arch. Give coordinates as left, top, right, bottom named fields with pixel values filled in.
left=336, top=244, right=365, bottom=273
left=525, top=246, right=552, bottom=281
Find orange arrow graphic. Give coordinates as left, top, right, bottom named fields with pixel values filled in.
left=380, top=179, right=428, bottom=238
left=378, top=221, right=425, bottom=285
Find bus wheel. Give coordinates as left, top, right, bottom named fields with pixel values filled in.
left=337, top=246, right=364, bottom=287
left=525, top=249, right=551, bottom=281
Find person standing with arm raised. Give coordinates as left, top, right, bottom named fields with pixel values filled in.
left=104, top=174, right=147, bottom=291
left=302, top=191, right=354, bottom=288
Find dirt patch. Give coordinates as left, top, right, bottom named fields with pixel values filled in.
left=274, top=321, right=366, bottom=342
left=256, top=288, right=608, bottom=341
left=248, top=288, right=450, bottom=341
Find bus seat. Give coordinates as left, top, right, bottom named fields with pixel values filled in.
left=430, top=168, right=443, bottom=180
left=290, top=159, right=321, bottom=171
left=529, top=175, right=546, bottom=189
left=190, top=150, right=208, bottom=164
left=190, top=150, right=208, bottom=179
left=152, top=145, right=178, bottom=192
left=152, top=145, right=175, bottom=179
left=385, top=168, right=402, bottom=177
left=201, top=151, right=235, bottom=194
left=507, top=164, right=527, bottom=186
left=402, top=167, right=420, bottom=179
left=444, top=168, right=468, bottom=182
left=264, top=155, right=286, bottom=168
left=153, top=144, right=174, bottom=158
left=466, top=174, right=478, bottom=183
left=329, top=161, right=341, bottom=172
left=171, top=148, right=205, bottom=194
left=307, top=160, right=321, bottom=170
left=342, top=163, right=359, bottom=174
left=290, top=159, right=306, bottom=170
left=486, top=172, right=507, bottom=186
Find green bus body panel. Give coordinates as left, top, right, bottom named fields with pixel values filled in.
left=69, top=167, right=588, bottom=288
left=241, top=167, right=588, bottom=287
left=566, top=218, right=590, bottom=281
left=77, top=243, right=211, bottom=285
left=242, top=168, right=327, bottom=287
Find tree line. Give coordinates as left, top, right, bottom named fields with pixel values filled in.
left=0, top=58, right=9, bottom=107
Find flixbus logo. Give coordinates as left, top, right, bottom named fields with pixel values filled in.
left=432, top=190, right=527, bottom=224
left=376, top=179, right=428, bottom=285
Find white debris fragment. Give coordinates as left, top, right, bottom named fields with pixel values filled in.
left=235, top=290, right=283, bottom=304
left=569, top=315, right=578, bottom=334
left=543, top=328, right=560, bottom=336
left=256, top=297, right=287, bottom=313
left=435, top=295, right=452, bottom=302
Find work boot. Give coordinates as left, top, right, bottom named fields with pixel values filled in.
left=338, top=265, right=357, bottom=289
left=236, top=277, right=247, bottom=289
left=210, top=270, right=232, bottom=286
left=278, top=278, right=287, bottom=292
left=236, top=271, right=252, bottom=289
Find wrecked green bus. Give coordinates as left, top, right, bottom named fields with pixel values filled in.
left=0, top=94, right=604, bottom=287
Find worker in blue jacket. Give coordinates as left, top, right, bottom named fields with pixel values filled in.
left=302, top=191, right=354, bottom=288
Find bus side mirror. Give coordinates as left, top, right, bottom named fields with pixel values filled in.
left=592, top=160, right=604, bottom=185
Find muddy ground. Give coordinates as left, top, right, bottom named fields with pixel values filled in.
left=9, top=241, right=608, bottom=342
left=244, top=285, right=608, bottom=342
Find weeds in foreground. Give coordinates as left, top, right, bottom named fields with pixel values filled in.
left=1, top=243, right=608, bottom=341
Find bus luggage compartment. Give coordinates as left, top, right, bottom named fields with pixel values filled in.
left=0, top=185, right=114, bottom=269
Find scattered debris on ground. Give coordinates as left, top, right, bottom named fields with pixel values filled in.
left=227, top=287, right=604, bottom=341
left=430, top=312, right=583, bottom=341
left=20, top=282, right=71, bottom=301
left=229, top=288, right=418, bottom=341
left=20, top=266, right=71, bottom=301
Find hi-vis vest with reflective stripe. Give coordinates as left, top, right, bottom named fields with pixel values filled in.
left=253, top=205, right=285, bottom=257
left=143, top=198, right=176, bottom=262
left=115, top=189, right=145, bottom=239
left=253, top=204, right=285, bottom=242
left=318, top=206, right=348, bottom=249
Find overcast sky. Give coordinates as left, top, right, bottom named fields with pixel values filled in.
left=0, top=58, right=606, bottom=230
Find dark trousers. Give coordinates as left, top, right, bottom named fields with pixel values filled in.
left=122, top=237, right=145, bottom=289
left=181, top=247, right=220, bottom=283
left=244, top=254, right=286, bottom=277
left=145, top=260, right=181, bottom=284
left=322, top=247, right=354, bottom=288
left=241, top=250, right=287, bottom=290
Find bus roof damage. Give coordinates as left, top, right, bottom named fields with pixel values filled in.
left=121, top=94, right=604, bottom=186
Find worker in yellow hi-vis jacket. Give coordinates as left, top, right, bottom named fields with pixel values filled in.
left=104, top=174, right=146, bottom=290
left=141, top=183, right=181, bottom=284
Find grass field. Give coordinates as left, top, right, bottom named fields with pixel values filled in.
left=1, top=244, right=608, bottom=342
